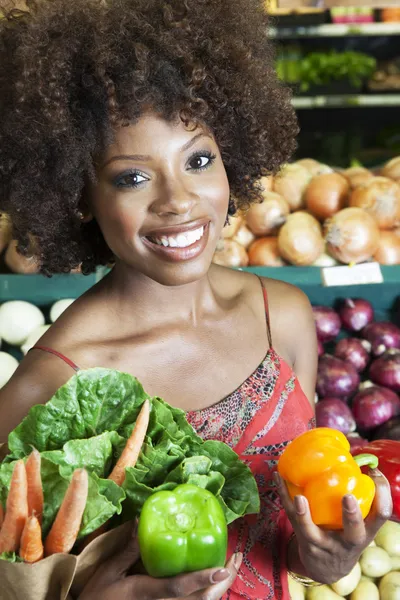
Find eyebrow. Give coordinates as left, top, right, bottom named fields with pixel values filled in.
left=101, top=132, right=211, bottom=168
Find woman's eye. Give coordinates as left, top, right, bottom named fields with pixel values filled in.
left=114, top=171, right=148, bottom=188
left=188, top=152, right=216, bottom=172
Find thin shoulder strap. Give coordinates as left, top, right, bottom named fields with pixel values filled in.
left=257, top=276, right=273, bottom=349
left=30, top=345, right=80, bottom=372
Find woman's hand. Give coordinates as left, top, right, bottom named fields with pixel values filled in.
left=78, top=524, right=242, bottom=600
left=275, top=468, right=393, bottom=585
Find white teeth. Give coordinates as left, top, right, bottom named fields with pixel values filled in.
left=151, top=226, right=205, bottom=248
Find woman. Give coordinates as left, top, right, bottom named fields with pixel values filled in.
left=0, top=0, right=392, bottom=598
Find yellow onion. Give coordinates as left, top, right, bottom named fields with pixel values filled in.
left=305, top=172, right=349, bottom=221
left=0, top=213, right=12, bottom=254
left=233, top=223, right=255, bottom=249
left=381, top=156, right=400, bottom=181
left=342, top=167, right=374, bottom=189
left=248, top=237, right=286, bottom=266
left=373, top=230, right=400, bottom=265
left=221, top=215, right=243, bottom=239
left=273, top=163, right=312, bottom=211
left=278, top=212, right=324, bottom=266
left=258, top=175, right=274, bottom=194
left=5, top=240, right=40, bottom=274
left=212, top=239, right=249, bottom=268
left=296, top=158, right=333, bottom=177
left=325, top=207, right=380, bottom=264
left=349, top=176, right=400, bottom=230
left=246, top=191, right=289, bottom=236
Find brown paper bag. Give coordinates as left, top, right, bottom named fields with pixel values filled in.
left=0, top=522, right=133, bottom=600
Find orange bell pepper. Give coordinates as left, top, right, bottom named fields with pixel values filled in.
left=278, top=428, right=378, bottom=530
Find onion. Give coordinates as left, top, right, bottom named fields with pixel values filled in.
left=317, top=339, right=324, bottom=357
left=347, top=433, right=369, bottom=453
left=233, top=224, right=255, bottom=249
left=342, top=167, right=374, bottom=189
left=339, top=298, right=374, bottom=332
left=311, top=251, right=338, bottom=267
left=278, top=212, right=324, bottom=266
left=312, top=306, right=341, bottom=342
left=315, top=397, right=356, bottom=434
left=305, top=172, right=349, bottom=221
left=324, top=207, right=380, bottom=264
left=248, top=237, right=286, bottom=266
left=273, top=163, right=312, bottom=211
left=221, top=215, right=243, bottom=239
left=373, top=230, right=400, bottom=265
left=245, top=191, right=289, bottom=236
left=349, top=177, right=400, bottom=230
left=0, top=213, right=12, bottom=254
left=381, top=156, right=400, bottom=182
left=296, top=158, right=333, bottom=177
left=334, top=338, right=371, bottom=372
left=212, top=239, right=249, bottom=268
left=352, top=382, right=400, bottom=431
left=369, top=349, right=400, bottom=391
left=372, top=417, right=400, bottom=440
left=4, top=240, right=40, bottom=274
left=258, top=175, right=274, bottom=194
left=316, top=354, right=360, bottom=400
left=362, top=321, right=400, bottom=356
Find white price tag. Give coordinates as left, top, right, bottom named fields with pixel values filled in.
left=322, top=262, right=383, bottom=287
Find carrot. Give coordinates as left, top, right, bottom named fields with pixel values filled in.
left=26, top=449, right=44, bottom=524
left=44, top=468, right=88, bottom=556
left=108, top=399, right=150, bottom=486
left=0, top=460, right=28, bottom=553
left=19, top=515, right=44, bottom=563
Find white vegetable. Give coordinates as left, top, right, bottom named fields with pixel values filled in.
left=288, top=575, right=305, bottom=599
left=392, top=557, right=400, bottom=571
left=50, top=299, right=75, bottom=323
left=375, top=522, right=400, bottom=557
left=312, top=252, right=338, bottom=268
left=0, top=301, right=45, bottom=346
left=20, top=325, right=51, bottom=355
left=380, top=571, right=400, bottom=600
left=0, top=352, right=19, bottom=388
left=306, top=585, right=342, bottom=599
left=350, top=579, right=379, bottom=600
left=331, top=562, right=361, bottom=596
left=360, top=546, right=392, bottom=578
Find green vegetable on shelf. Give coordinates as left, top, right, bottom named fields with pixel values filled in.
left=138, top=484, right=228, bottom=578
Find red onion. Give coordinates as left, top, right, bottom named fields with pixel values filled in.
left=312, top=306, right=341, bottom=343
left=369, top=349, right=400, bottom=391
left=317, top=339, right=324, bottom=357
left=352, top=382, right=400, bottom=431
left=362, top=321, right=400, bottom=356
left=315, top=397, right=356, bottom=434
left=339, top=298, right=374, bottom=332
left=372, top=417, right=400, bottom=441
left=347, top=433, right=369, bottom=453
left=316, top=354, right=360, bottom=400
left=334, top=338, right=371, bottom=373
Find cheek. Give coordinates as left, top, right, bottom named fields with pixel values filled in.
left=207, top=174, right=230, bottom=219
left=94, top=196, right=145, bottom=242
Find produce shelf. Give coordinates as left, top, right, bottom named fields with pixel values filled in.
left=269, top=22, right=400, bottom=39
left=292, top=94, right=400, bottom=110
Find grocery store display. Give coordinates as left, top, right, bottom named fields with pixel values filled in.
left=214, top=156, right=400, bottom=267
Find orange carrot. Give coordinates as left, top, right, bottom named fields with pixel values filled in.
left=19, top=515, right=44, bottom=563
left=44, top=468, right=88, bottom=556
left=0, top=460, right=28, bottom=553
left=108, top=399, right=150, bottom=486
left=26, top=449, right=44, bottom=524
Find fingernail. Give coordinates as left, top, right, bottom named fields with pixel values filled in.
left=273, top=472, right=282, bottom=488
left=294, top=496, right=306, bottom=515
left=234, top=552, right=243, bottom=570
left=343, top=494, right=357, bottom=513
left=211, top=568, right=230, bottom=583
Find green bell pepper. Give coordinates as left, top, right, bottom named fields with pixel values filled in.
left=138, top=484, right=228, bottom=578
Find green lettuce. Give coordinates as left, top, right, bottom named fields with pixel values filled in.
left=1, top=368, right=260, bottom=561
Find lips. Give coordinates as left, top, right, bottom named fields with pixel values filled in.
left=142, top=220, right=211, bottom=263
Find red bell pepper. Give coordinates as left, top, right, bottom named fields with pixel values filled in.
left=352, top=440, right=400, bottom=522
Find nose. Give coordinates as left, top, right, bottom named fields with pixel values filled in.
left=149, top=177, right=197, bottom=217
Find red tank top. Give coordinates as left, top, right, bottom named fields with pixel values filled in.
left=31, top=279, right=315, bottom=600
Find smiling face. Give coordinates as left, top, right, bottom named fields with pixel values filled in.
left=89, top=113, right=230, bottom=286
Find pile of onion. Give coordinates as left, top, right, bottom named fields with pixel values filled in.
left=316, top=354, right=360, bottom=400
left=232, top=224, right=255, bottom=250
left=373, top=230, right=400, bottom=265
left=370, top=349, right=400, bottom=391
left=339, top=298, right=374, bottom=332
left=222, top=215, right=243, bottom=239
left=245, top=191, right=289, bottom=236
left=312, top=306, right=341, bottom=342
left=273, top=163, right=312, bottom=211
left=342, top=167, right=374, bottom=189
left=381, top=155, right=400, bottom=182
left=349, top=176, right=400, bottom=230
left=296, top=158, right=333, bottom=177
left=305, top=172, right=349, bottom=221
left=352, top=382, right=400, bottom=431
left=316, top=397, right=356, bottom=434
left=278, top=212, right=324, bottom=266
left=248, top=237, right=286, bottom=267
left=362, top=321, right=400, bottom=356
left=324, top=207, right=380, bottom=264
left=212, top=239, right=249, bottom=268
left=334, top=338, right=371, bottom=372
